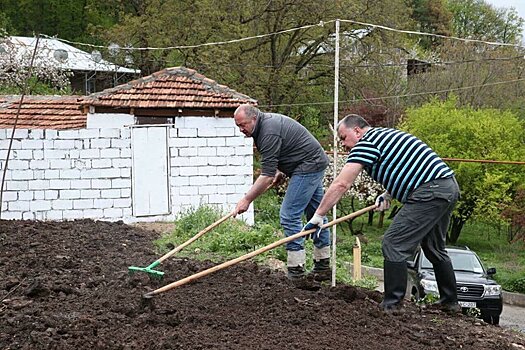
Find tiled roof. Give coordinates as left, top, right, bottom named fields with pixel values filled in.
left=85, top=67, right=257, bottom=109
left=0, top=67, right=255, bottom=130
left=0, top=95, right=86, bottom=129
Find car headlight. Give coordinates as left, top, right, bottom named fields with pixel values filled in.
left=484, top=284, right=501, bottom=296
left=421, top=279, right=439, bottom=294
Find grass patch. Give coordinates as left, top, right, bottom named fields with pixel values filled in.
left=339, top=209, right=525, bottom=293
left=329, top=202, right=525, bottom=293
left=154, top=204, right=286, bottom=264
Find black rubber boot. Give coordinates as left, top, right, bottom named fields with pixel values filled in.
left=311, top=258, right=330, bottom=282
left=380, top=260, right=407, bottom=312
left=287, top=265, right=305, bottom=280
left=433, top=260, right=461, bottom=313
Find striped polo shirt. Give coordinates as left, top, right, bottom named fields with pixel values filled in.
left=346, top=127, right=454, bottom=203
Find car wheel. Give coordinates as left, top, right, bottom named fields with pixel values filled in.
left=482, top=314, right=500, bottom=325
left=411, top=287, right=420, bottom=302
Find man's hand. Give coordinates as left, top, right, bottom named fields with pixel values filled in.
left=233, top=198, right=250, bottom=217
left=303, top=214, right=324, bottom=239
left=271, top=171, right=286, bottom=187
left=375, top=191, right=391, bottom=212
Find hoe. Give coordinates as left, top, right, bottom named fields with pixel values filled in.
left=131, top=184, right=276, bottom=278
left=142, top=204, right=377, bottom=298
left=129, top=212, right=234, bottom=278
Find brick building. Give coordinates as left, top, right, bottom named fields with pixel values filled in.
left=0, top=67, right=257, bottom=223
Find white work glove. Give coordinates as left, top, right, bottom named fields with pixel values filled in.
left=375, top=192, right=391, bottom=212
left=303, top=214, right=324, bottom=240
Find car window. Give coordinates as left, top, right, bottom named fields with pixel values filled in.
left=450, top=253, right=484, bottom=273
left=420, top=250, right=484, bottom=273
left=420, top=254, right=433, bottom=269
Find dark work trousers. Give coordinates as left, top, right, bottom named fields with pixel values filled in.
left=382, top=177, right=460, bottom=264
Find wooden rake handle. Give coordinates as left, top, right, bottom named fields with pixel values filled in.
left=145, top=204, right=377, bottom=297
left=157, top=183, right=275, bottom=264
left=157, top=212, right=234, bottom=264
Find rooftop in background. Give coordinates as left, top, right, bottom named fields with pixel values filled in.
left=0, top=66, right=257, bottom=129
left=2, top=36, right=140, bottom=74
left=0, top=95, right=86, bottom=129
left=85, top=66, right=257, bottom=111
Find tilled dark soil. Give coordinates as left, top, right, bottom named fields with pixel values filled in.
left=1, top=219, right=524, bottom=350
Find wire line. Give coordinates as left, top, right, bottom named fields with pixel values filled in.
left=338, top=19, right=525, bottom=49
left=259, top=77, right=525, bottom=108
left=40, top=20, right=334, bottom=51
left=35, top=17, right=525, bottom=51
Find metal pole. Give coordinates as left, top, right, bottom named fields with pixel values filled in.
left=0, top=35, right=40, bottom=218
left=331, top=19, right=340, bottom=287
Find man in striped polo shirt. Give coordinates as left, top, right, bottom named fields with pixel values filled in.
left=305, top=114, right=461, bottom=313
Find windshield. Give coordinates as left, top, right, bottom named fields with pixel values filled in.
left=420, top=250, right=485, bottom=273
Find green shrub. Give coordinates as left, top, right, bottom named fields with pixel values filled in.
left=253, top=189, right=282, bottom=229
left=414, top=292, right=439, bottom=305
left=503, top=277, right=525, bottom=294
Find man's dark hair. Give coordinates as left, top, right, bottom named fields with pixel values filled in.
left=338, top=114, right=370, bottom=129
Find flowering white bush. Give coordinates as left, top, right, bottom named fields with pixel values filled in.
left=324, top=148, right=385, bottom=205
left=0, top=38, right=71, bottom=93
left=272, top=148, right=385, bottom=206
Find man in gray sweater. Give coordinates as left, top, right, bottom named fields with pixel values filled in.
left=233, top=104, right=330, bottom=281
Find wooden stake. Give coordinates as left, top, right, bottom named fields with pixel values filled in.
left=353, top=236, right=362, bottom=280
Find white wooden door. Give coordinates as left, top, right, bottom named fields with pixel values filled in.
left=131, top=126, right=170, bottom=216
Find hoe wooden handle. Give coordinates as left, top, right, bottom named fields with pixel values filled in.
left=144, top=204, right=377, bottom=298
left=157, top=183, right=274, bottom=264
left=157, top=212, right=234, bottom=264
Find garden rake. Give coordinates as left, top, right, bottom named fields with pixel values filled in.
left=129, top=212, right=234, bottom=279
left=142, top=204, right=377, bottom=298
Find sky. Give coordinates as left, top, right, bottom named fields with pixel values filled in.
left=484, top=0, right=525, bottom=38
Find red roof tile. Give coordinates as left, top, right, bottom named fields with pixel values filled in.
left=0, top=95, right=86, bottom=130
left=85, top=67, right=257, bottom=109
left=0, top=67, right=256, bottom=130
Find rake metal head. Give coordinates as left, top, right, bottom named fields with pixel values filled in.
left=128, top=262, right=165, bottom=279
left=140, top=291, right=156, bottom=310
left=142, top=291, right=155, bottom=299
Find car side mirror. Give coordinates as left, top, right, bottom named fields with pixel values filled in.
left=486, top=267, right=496, bottom=275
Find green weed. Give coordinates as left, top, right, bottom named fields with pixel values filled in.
left=154, top=205, right=283, bottom=263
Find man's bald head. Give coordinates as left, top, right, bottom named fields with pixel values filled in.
left=234, top=104, right=259, bottom=137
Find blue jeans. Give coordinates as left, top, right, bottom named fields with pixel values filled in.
left=280, top=170, right=330, bottom=251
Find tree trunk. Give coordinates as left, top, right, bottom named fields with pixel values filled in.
left=387, top=205, right=401, bottom=219
left=448, top=204, right=475, bottom=244
left=347, top=218, right=364, bottom=236
left=448, top=214, right=466, bottom=244
left=510, top=226, right=524, bottom=243
left=378, top=211, right=385, bottom=228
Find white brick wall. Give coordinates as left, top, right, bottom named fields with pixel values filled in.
left=0, top=115, right=254, bottom=224
left=169, top=117, right=254, bottom=224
